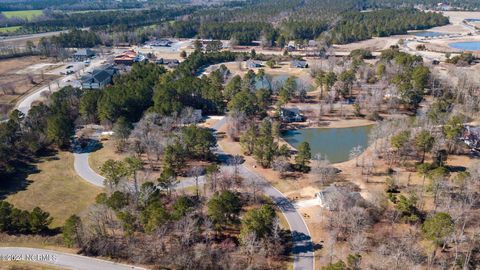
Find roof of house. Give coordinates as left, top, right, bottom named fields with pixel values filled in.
left=316, top=186, right=363, bottom=211
left=74, top=48, right=95, bottom=56
left=291, top=60, right=308, bottom=67
left=147, top=39, right=172, bottom=46
left=282, top=107, right=301, bottom=115
left=157, top=58, right=179, bottom=65
left=114, top=50, right=137, bottom=61
left=246, top=60, right=261, bottom=67
left=81, top=67, right=116, bottom=84
left=308, top=40, right=318, bottom=47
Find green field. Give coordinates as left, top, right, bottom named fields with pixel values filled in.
left=0, top=26, right=21, bottom=33
left=2, top=10, right=43, bottom=20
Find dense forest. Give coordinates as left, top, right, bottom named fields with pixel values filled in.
left=0, top=0, right=149, bottom=12
left=16, top=7, right=197, bottom=34
left=1, top=0, right=452, bottom=47
left=324, top=9, right=449, bottom=44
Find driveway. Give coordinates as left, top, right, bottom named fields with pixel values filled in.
left=73, top=142, right=105, bottom=187
left=0, top=247, right=146, bottom=270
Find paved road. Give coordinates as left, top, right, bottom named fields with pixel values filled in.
left=210, top=117, right=314, bottom=270
left=73, top=142, right=105, bottom=187
left=73, top=116, right=314, bottom=270
left=0, top=247, right=147, bottom=270
left=0, top=31, right=68, bottom=44
left=17, top=56, right=110, bottom=115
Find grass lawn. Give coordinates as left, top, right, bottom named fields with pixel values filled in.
left=6, top=151, right=102, bottom=228
left=2, top=10, right=43, bottom=20
left=88, top=139, right=125, bottom=175
left=0, top=261, right=68, bottom=270
left=0, top=26, right=21, bottom=33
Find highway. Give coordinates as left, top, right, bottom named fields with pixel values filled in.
left=0, top=31, right=67, bottom=44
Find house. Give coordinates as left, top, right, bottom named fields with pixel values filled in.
left=156, top=58, right=180, bottom=68
left=290, top=60, right=308, bottom=68
left=116, top=42, right=131, bottom=48
left=436, top=2, right=452, bottom=11
left=307, top=40, right=318, bottom=48
left=246, top=60, right=262, bottom=68
left=81, top=66, right=117, bottom=89
left=114, top=50, right=138, bottom=66
left=147, top=39, right=172, bottom=47
left=73, top=48, right=95, bottom=61
left=280, top=108, right=304, bottom=122
left=133, top=54, right=147, bottom=63
left=287, top=41, right=296, bottom=51
left=315, top=186, right=364, bottom=211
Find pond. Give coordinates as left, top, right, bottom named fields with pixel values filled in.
left=413, top=31, right=448, bottom=37
left=449, top=41, right=480, bottom=51
left=281, top=125, right=373, bottom=163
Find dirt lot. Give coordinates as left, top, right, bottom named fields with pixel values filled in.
left=0, top=56, right=60, bottom=116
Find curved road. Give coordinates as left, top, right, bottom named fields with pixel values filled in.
left=73, top=143, right=105, bottom=187
left=0, top=247, right=146, bottom=270
left=72, top=117, right=314, bottom=270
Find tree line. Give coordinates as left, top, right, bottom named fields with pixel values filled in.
left=323, top=8, right=449, bottom=44
left=0, top=86, right=81, bottom=182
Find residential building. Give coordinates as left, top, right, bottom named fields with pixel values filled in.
left=147, top=39, right=172, bottom=47
left=114, top=50, right=138, bottom=66
left=315, top=186, right=364, bottom=211
left=280, top=108, right=305, bottom=122
left=287, top=41, right=296, bottom=51
left=156, top=58, right=180, bottom=68
left=73, top=48, right=95, bottom=61
left=290, top=60, right=308, bottom=68
left=246, top=60, right=262, bottom=68
left=307, top=40, right=318, bottom=47
left=81, top=66, right=117, bottom=89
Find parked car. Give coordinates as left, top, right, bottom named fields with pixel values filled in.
left=66, top=65, right=74, bottom=69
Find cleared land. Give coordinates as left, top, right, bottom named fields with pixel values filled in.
left=0, top=56, right=60, bottom=118
left=5, top=151, right=102, bottom=228
left=2, top=10, right=43, bottom=20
